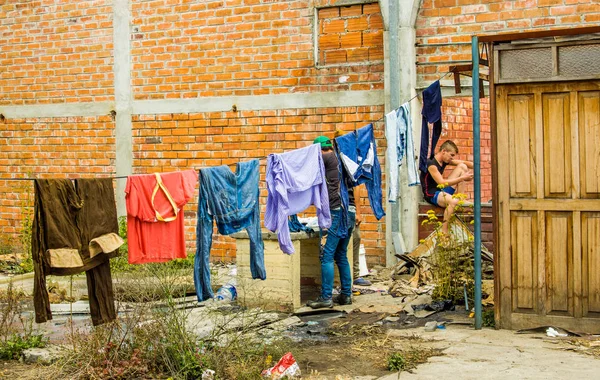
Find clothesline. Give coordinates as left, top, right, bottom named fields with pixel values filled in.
left=1, top=175, right=130, bottom=181
left=2, top=72, right=451, bottom=182
left=369, top=71, right=452, bottom=125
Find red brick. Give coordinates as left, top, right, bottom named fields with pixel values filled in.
left=322, top=19, right=345, bottom=34
left=340, top=4, right=362, bottom=17
left=319, top=34, right=340, bottom=49
left=369, top=13, right=384, bottom=29
left=324, top=49, right=347, bottom=64
left=347, top=47, right=369, bottom=62
left=362, top=30, right=383, bottom=47
left=347, top=15, right=369, bottom=31
left=318, top=7, right=340, bottom=18
left=340, top=32, right=362, bottom=48
left=362, top=3, right=381, bottom=15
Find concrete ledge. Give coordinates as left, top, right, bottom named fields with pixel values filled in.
left=132, top=90, right=384, bottom=114
left=231, top=230, right=317, bottom=241
left=0, top=102, right=114, bottom=119
left=0, top=272, right=34, bottom=285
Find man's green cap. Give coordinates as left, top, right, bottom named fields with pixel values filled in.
left=313, top=135, right=332, bottom=148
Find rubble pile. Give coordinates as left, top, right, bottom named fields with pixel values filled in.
left=387, top=219, right=494, bottom=301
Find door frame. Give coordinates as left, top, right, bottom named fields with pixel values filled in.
left=487, top=28, right=600, bottom=330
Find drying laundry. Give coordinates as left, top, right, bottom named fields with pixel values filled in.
left=32, top=178, right=123, bottom=326
left=335, top=124, right=385, bottom=221
left=194, top=159, right=266, bottom=301
left=419, top=80, right=443, bottom=174
left=385, top=102, right=420, bottom=202
left=125, top=170, right=197, bottom=264
left=288, top=215, right=315, bottom=235
left=265, top=143, right=331, bottom=254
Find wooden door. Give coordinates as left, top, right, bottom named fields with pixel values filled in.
left=496, top=81, right=600, bottom=332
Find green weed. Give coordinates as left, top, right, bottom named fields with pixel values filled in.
left=482, top=308, right=495, bottom=327
left=0, top=334, right=47, bottom=360
left=387, top=352, right=406, bottom=371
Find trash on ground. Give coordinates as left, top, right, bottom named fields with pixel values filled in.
left=388, top=218, right=494, bottom=302
left=424, top=321, right=438, bottom=332
left=215, top=280, right=237, bottom=301
left=202, top=369, right=216, bottom=380
left=516, top=326, right=581, bottom=337
left=262, top=352, right=301, bottom=379
left=547, top=327, right=569, bottom=337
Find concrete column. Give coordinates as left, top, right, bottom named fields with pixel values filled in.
left=397, top=25, right=420, bottom=253
left=113, top=0, right=133, bottom=216
left=382, top=0, right=421, bottom=266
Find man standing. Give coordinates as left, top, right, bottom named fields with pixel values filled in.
left=307, top=136, right=354, bottom=309
left=420, top=140, right=473, bottom=233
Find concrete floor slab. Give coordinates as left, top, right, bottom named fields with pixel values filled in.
left=378, top=326, right=600, bottom=380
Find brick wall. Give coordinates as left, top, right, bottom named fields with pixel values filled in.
left=0, top=1, right=387, bottom=265
left=439, top=97, right=492, bottom=202
left=317, top=3, right=383, bottom=65
left=0, top=1, right=114, bottom=105
left=131, top=106, right=387, bottom=265
left=5, top=0, right=590, bottom=265
left=130, top=0, right=384, bottom=99
left=416, top=0, right=600, bottom=83
left=0, top=116, right=115, bottom=249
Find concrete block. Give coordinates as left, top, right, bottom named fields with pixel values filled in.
left=235, top=230, right=354, bottom=311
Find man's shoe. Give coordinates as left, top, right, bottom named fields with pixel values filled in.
left=353, top=277, right=372, bottom=286
left=334, top=294, right=352, bottom=305
left=307, top=296, right=333, bottom=309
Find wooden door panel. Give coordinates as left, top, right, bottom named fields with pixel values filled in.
left=582, top=212, right=600, bottom=316
left=510, top=212, right=537, bottom=312
left=545, top=212, right=574, bottom=316
left=497, top=81, right=600, bottom=331
left=578, top=91, right=600, bottom=198
left=508, top=94, right=537, bottom=197
left=543, top=93, right=572, bottom=198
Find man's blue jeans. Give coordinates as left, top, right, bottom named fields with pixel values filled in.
left=320, top=208, right=355, bottom=299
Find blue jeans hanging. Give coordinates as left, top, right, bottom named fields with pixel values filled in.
left=194, top=159, right=266, bottom=301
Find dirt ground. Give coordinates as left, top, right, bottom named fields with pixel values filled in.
left=0, top=360, right=45, bottom=379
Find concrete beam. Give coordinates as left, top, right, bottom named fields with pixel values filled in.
left=0, top=102, right=114, bottom=119
left=132, top=90, right=384, bottom=115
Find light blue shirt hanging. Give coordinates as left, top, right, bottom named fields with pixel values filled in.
left=385, top=102, right=420, bottom=203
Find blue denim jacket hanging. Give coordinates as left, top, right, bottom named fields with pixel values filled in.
left=194, top=159, right=266, bottom=301
left=334, top=124, right=385, bottom=234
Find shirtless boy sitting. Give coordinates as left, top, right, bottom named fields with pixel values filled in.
left=420, top=140, right=473, bottom=233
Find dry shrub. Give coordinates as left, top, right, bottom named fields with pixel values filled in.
left=47, top=264, right=291, bottom=379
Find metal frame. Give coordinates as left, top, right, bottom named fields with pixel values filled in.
left=493, top=40, right=600, bottom=84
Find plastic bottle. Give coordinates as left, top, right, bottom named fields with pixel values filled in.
left=215, top=280, right=237, bottom=301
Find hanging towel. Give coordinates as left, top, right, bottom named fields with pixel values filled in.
left=265, top=143, right=331, bottom=254
left=385, top=102, right=420, bottom=202
left=194, top=159, right=265, bottom=301
left=32, top=178, right=122, bottom=326
left=334, top=124, right=385, bottom=221
left=125, top=170, right=197, bottom=264
left=419, top=80, right=443, bottom=174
